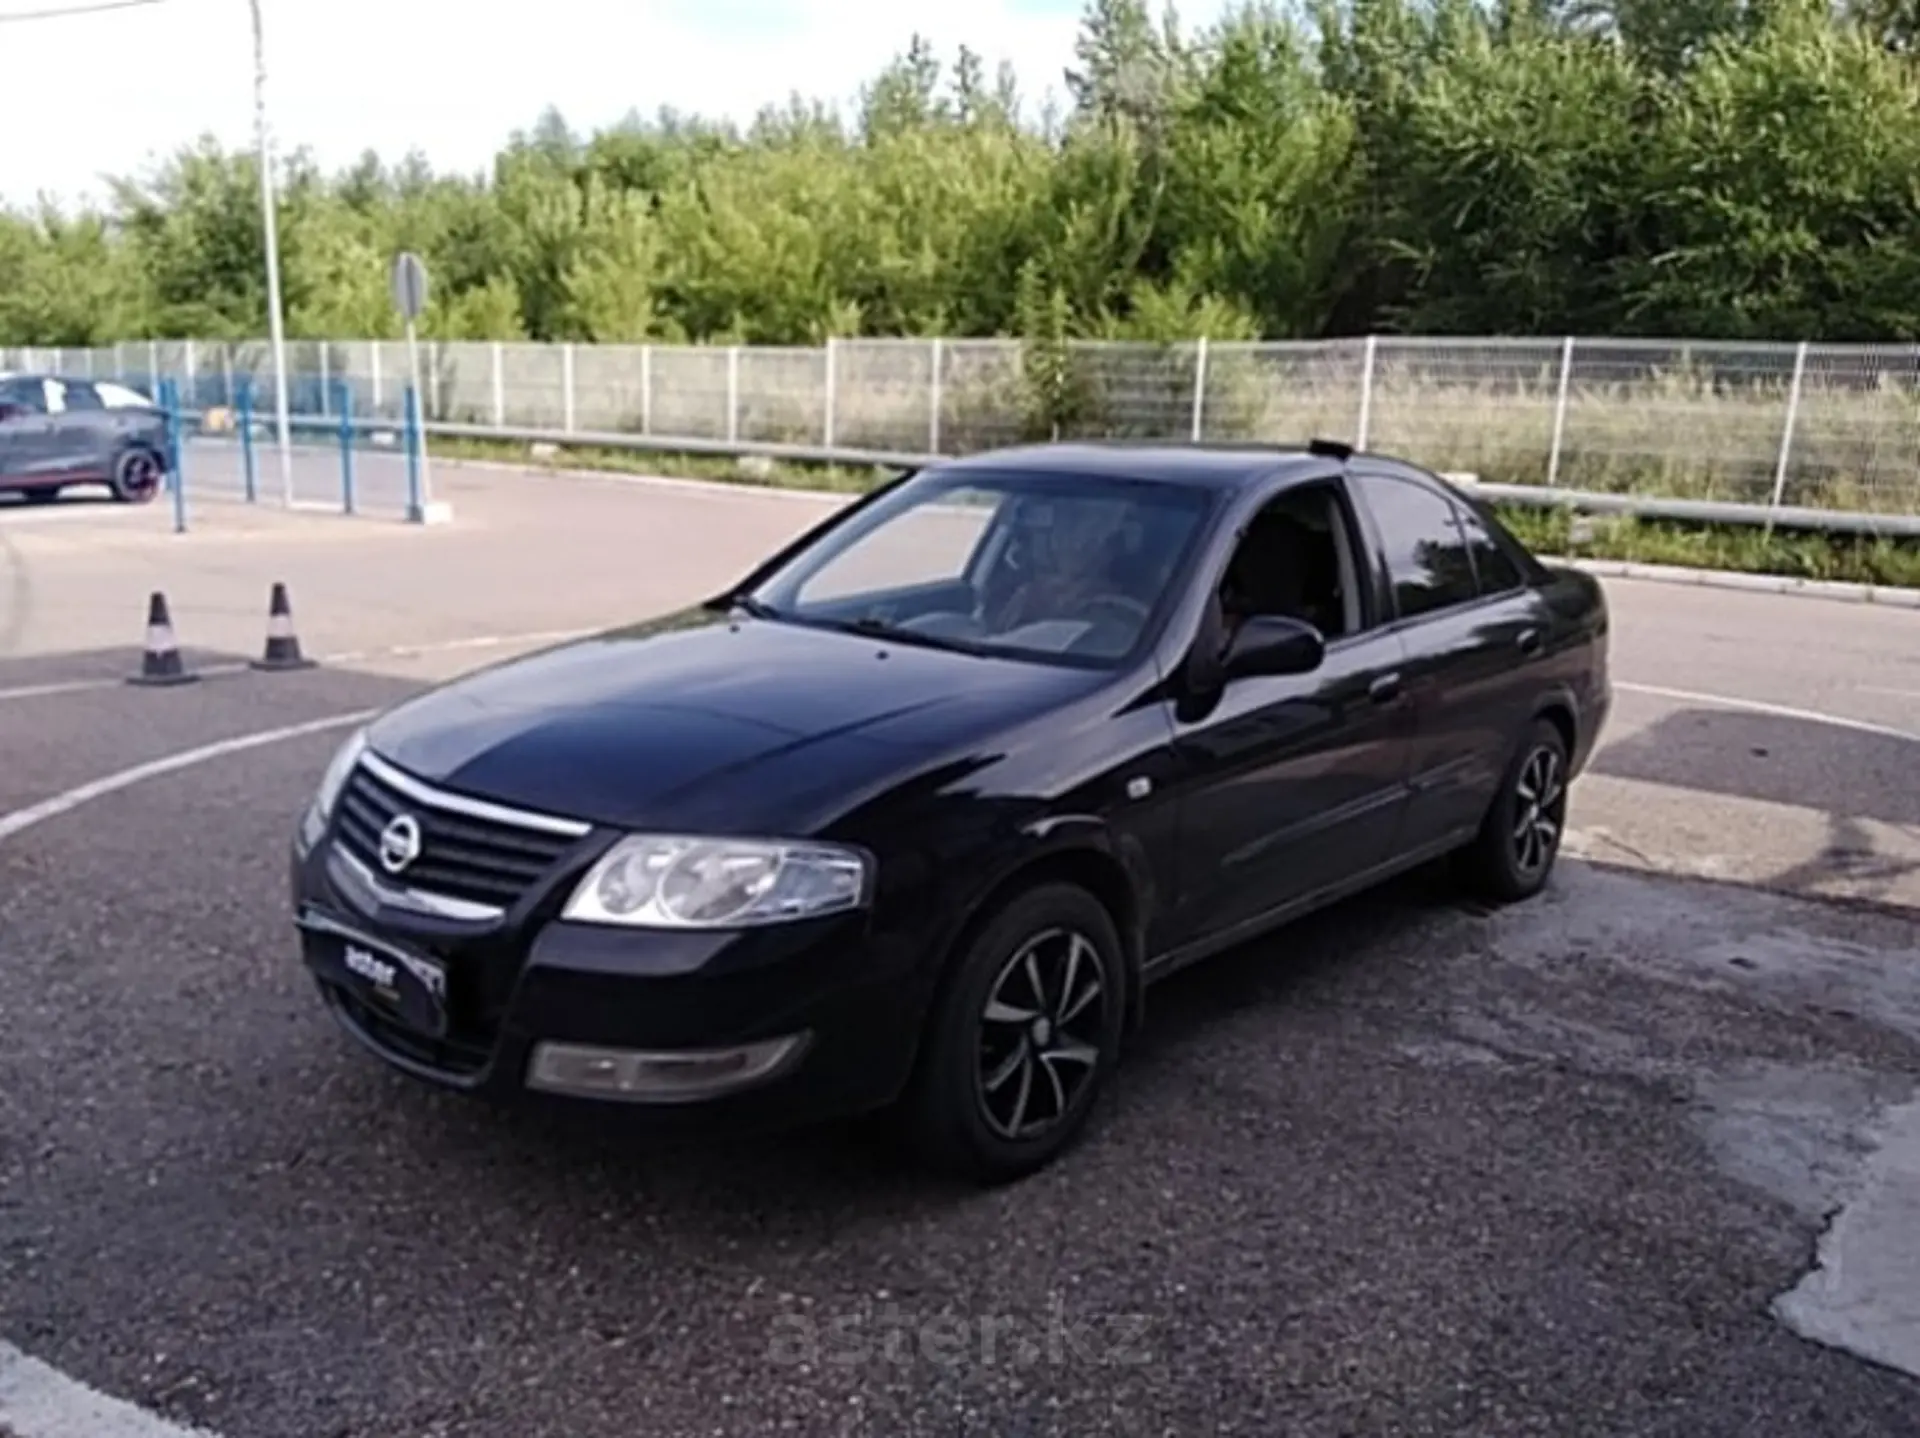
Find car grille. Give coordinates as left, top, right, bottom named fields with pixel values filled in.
left=333, top=756, right=589, bottom=911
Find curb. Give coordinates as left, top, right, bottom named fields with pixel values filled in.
left=1556, top=557, right=1920, bottom=609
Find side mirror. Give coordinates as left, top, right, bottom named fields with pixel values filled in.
left=0, top=403, right=25, bottom=422
left=1224, top=614, right=1325, bottom=679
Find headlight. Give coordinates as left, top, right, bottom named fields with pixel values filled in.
left=562, top=834, right=870, bottom=929
left=299, top=726, right=367, bottom=849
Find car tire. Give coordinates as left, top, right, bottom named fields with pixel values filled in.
left=109, top=445, right=163, bottom=504
left=1455, top=718, right=1571, bottom=904
left=22, top=486, right=60, bottom=504
left=906, top=882, right=1126, bottom=1185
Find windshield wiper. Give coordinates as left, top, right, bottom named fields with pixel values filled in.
left=724, top=593, right=784, bottom=621
left=827, top=614, right=991, bottom=657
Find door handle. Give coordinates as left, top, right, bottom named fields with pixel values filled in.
left=1516, top=628, right=1544, bottom=657
left=1368, top=672, right=1403, bottom=705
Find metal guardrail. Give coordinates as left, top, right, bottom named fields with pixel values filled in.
left=1460, top=480, right=1920, bottom=539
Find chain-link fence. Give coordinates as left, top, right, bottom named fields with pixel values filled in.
left=7, top=334, right=1918, bottom=515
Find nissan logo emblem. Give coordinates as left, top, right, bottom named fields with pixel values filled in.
left=377, top=814, right=423, bottom=874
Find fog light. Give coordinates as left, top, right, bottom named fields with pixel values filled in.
left=525, top=1033, right=809, bottom=1103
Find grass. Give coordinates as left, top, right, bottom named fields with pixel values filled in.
left=1494, top=505, right=1920, bottom=590
left=436, top=437, right=889, bottom=495
left=434, top=434, right=1920, bottom=590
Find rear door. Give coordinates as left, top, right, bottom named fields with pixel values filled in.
left=1344, top=463, right=1549, bottom=855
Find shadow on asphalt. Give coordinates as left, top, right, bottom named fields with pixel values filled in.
left=450, top=859, right=1468, bottom=1203
left=0, top=490, right=120, bottom=511
left=399, top=828, right=1920, bottom=1221
left=1590, top=705, right=1920, bottom=904
left=9, top=647, right=1907, bottom=1209
left=1591, top=706, right=1919, bottom=828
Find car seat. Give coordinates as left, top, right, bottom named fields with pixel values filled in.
left=1224, top=512, right=1314, bottom=623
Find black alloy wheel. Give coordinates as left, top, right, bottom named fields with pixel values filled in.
left=1457, top=717, right=1571, bottom=903
left=907, top=882, right=1126, bottom=1184
left=111, top=447, right=162, bottom=503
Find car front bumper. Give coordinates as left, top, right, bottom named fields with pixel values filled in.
left=289, top=837, right=934, bottom=1135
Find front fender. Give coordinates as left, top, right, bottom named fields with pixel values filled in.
left=905, top=815, right=1155, bottom=1040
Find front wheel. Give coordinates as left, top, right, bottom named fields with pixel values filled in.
left=1455, top=718, right=1571, bottom=903
left=109, top=446, right=163, bottom=504
left=906, top=883, right=1126, bottom=1185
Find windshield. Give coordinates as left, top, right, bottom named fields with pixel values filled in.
left=743, top=466, right=1217, bottom=667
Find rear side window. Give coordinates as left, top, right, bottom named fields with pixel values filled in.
left=1455, top=505, right=1524, bottom=595
left=1351, top=472, right=1479, bottom=620
left=94, top=381, right=154, bottom=409
left=62, top=382, right=105, bottom=411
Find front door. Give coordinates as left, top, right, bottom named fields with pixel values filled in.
left=1168, top=628, right=1413, bottom=941
left=1162, top=478, right=1415, bottom=946
left=0, top=379, right=52, bottom=481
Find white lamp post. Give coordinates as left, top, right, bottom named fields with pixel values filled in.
left=248, top=0, right=294, bottom=504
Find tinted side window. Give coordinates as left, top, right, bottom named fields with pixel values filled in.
left=1456, top=505, right=1523, bottom=595
left=0, top=379, right=46, bottom=412
left=1352, top=473, right=1478, bottom=621
left=62, top=382, right=105, bottom=411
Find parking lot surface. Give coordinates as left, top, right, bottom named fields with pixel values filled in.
left=1, top=469, right=1917, bottom=1436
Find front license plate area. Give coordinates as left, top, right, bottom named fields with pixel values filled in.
left=303, top=917, right=448, bottom=1039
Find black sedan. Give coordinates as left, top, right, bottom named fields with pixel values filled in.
left=290, top=440, right=1612, bottom=1183
left=0, top=372, right=167, bottom=504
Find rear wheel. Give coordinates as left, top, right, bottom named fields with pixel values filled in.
left=906, top=882, right=1126, bottom=1184
left=1455, top=718, right=1571, bottom=903
left=109, top=446, right=162, bottom=504
left=22, top=486, right=60, bottom=504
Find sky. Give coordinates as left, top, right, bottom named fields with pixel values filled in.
left=0, top=0, right=1234, bottom=210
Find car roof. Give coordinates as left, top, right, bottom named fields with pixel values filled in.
left=931, top=440, right=1349, bottom=492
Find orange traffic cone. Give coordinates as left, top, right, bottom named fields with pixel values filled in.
left=127, top=591, right=198, bottom=687
left=251, top=581, right=316, bottom=672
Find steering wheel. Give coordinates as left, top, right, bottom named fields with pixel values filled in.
left=1082, top=592, right=1152, bottom=629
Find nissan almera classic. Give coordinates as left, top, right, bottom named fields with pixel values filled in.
left=290, top=441, right=1610, bottom=1184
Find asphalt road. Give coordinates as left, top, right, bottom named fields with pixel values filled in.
left=0, top=470, right=1917, bottom=1437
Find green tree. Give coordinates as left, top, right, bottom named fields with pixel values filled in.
left=1623, top=0, right=1920, bottom=337
left=1, top=0, right=1917, bottom=351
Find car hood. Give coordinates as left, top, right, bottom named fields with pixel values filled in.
left=364, top=606, right=1097, bottom=833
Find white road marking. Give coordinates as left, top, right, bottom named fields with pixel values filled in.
left=0, top=1340, right=223, bottom=1437
left=0, top=627, right=594, bottom=704
left=0, top=670, right=237, bottom=701
left=0, top=628, right=586, bottom=1427
left=0, top=710, right=373, bottom=843
left=1613, top=681, right=1920, bottom=744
